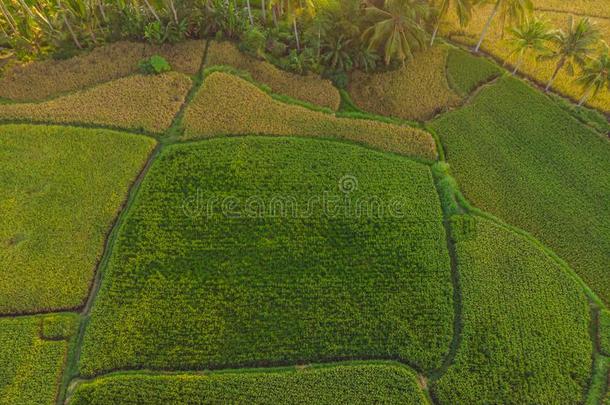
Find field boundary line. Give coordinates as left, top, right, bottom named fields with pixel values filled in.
left=427, top=169, right=463, bottom=385
left=0, top=119, right=160, bottom=140
left=55, top=143, right=161, bottom=405
left=57, top=38, right=212, bottom=405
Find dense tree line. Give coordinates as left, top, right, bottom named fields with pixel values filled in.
left=0, top=0, right=607, bottom=101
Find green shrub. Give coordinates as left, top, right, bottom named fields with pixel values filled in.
left=70, top=364, right=427, bottom=404
left=433, top=216, right=592, bottom=404
left=445, top=48, right=501, bottom=96
left=0, top=125, right=156, bottom=313
left=431, top=76, right=610, bottom=305
left=139, top=55, right=172, bottom=75
left=79, top=137, right=454, bottom=376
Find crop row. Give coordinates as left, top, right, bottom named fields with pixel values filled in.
left=433, top=215, right=592, bottom=404
left=78, top=137, right=454, bottom=376
left=206, top=41, right=341, bottom=110
left=0, top=124, right=156, bottom=314
left=533, top=0, right=610, bottom=18
left=0, top=40, right=204, bottom=102
left=431, top=76, right=610, bottom=305
left=347, top=46, right=461, bottom=121
left=0, top=73, right=191, bottom=133
left=0, top=313, right=77, bottom=404
left=69, top=363, right=426, bottom=405
left=182, top=72, right=437, bottom=160
left=441, top=5, right=610, bottom=113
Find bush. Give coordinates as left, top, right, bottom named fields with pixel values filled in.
left=183, top=72, right=437, bottom=160
left=206, top=41, right=341, bottom=110
left=347, top=46, right=461, bottom=121
left=70, top=364, right=427, bottom=404
left=431, top=76, right=610, bottom=305
left=0, top=125, right=156, bottom=314
left=138, top=55, right=172, bottom=75
left=433, top=216, right=592, bottom=404
left=78, top=137, right=454, bottom=376
left=0, top=72, right=192, bottom=133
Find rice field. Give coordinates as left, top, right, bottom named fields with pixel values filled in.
left=0, top=124, right=156, bottom=313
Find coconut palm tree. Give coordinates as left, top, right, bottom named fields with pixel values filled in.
left=542, top=16, right=599, bottom=91
left=474, top=0, right=533, bottom=53
left=507, top=17, right=555, bottom=74
left=430, top=0, right=473, bottom=45
left=362, top=0, right=430, bottom=66
left=576, top=42, right=609, bottom=106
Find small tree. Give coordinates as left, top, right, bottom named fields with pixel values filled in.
left=576, top=42, right=609, bottom=106
left=474, top=0, right=533, bottom=53
left=507, top=17, right=555, bottom=75
left=541, top=16, right=599, bottom=92
left=362, top=0, right=430, bottom=66
left=431, top=0, right=473, bottom=45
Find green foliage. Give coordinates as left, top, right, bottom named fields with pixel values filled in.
left=433, top=216, right=592, bottom=404
left=79, top=137, right=454, bottom=376
left=42, top=313, right=80, bottom=341
left=0, top=125, right=156, bottom=313
left=69, top=363, right=427, bottom=404
left=601, top=310, right=610, bottom=357
left=0, top=316, right=70, bottom=404
left=431, top=162, right=462, bottom=217
left=139, top=55, right=172, bottom=75
left=445, top=48, right=501, bottom=96
left=548, top=92, right=610, bottom=134
left=431, top=76, right=610, bottom=305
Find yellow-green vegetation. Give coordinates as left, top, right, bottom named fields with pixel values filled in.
left=445, top=48, right=502, bottom=96
left=78, top=137, right=454, bottom=376
left=534, top=0, right=610, bottom=18
left=183, top=72, right=437, bottom=160
left=441, top=5, right=610, bottom=112
left=206, top=41, right=341, bottom=110
left=347, top=47, right=461, bottom=121
left=0, top=125, right=156, bottom=314
left=601, top=310, right=610, bottom=357
left=0, top=313, right=77, bottom=404
left=0, top=73, right=191, bottom=133
left=431, top=76, right=610, bottom=305
left=0, top=40, right=204, bottom=102
left=433, top=215, right=592, bottom=404
left=69, top=363, right=427, bottom=404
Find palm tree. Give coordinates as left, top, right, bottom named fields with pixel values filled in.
left=507, top=17, right=555, bottom=75
left=431, top=0, right=473, bottom=45
left=542, top=16, right=599, bottom=91
left=576, top=42, right=609, bottom=106
left=474, top=0, right=533, bottom=53
left=362, top=0, right=430, bottom=66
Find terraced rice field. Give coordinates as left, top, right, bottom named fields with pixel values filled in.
left=78, top=137, right=454, bottom=376
left=1, top=31, right=609, bottom=405
left=0, top=125, right=156, bottom=313
left=69, top=363, right=427, bottom=404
